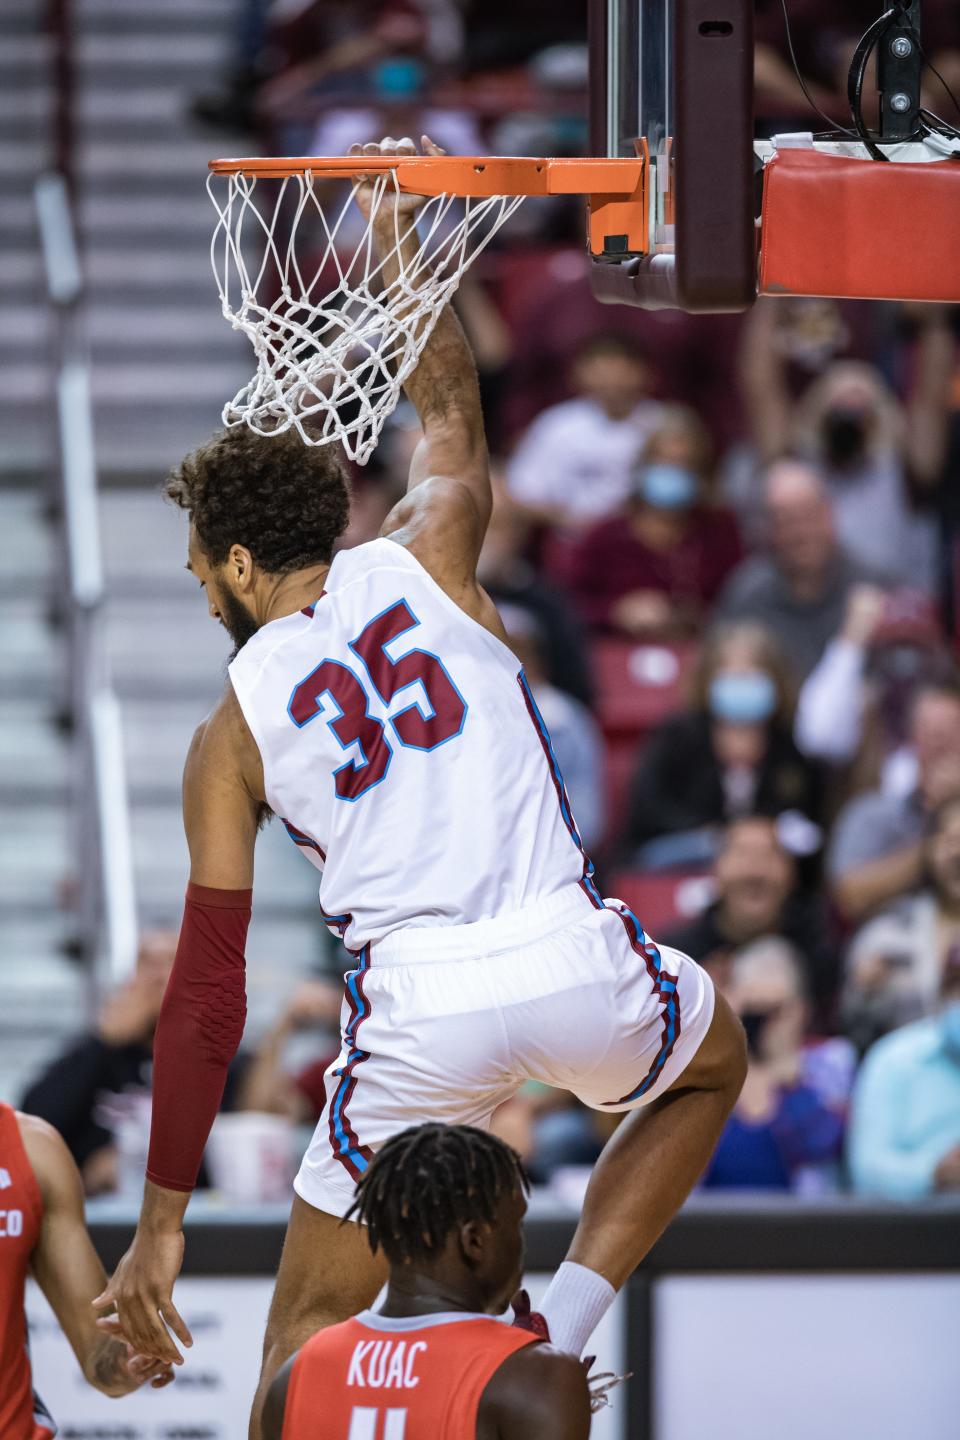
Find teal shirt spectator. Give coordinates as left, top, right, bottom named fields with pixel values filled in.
left=849, top=1016, right=960, bottom=1200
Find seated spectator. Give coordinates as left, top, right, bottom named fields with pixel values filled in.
left=828, top=679, right=960, bottom=923
left=567, top=407, right=743, bottom=638
left=663, top=815, right=838, bottom=1020
left=739, top=300, right=953, bottom=590
left=623, top=622, right=825, bottom=865
left=506, top=332, right=663, bottom=529
left=842, top=797, right=960, bottom=1053
left=848, top=950, right=960, bottom=1200
left=237, top=978, right=344, bottom=1123
left=500, top=606, right=605, bottom=851
left=19, top=933, right=243, bottom=1195
left=477, top=479, right=594, bottom=706
left=718, top=458, right=888, bottom=681
left=702, top=939, right=853, bottom=1193
left=794, top=587, right=948, bottom=773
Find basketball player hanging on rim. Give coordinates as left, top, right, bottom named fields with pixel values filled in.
left=95, top=137, right=747, bottom=1437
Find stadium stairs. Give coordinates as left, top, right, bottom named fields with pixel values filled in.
left=0, top=0, right=329, bottom=1105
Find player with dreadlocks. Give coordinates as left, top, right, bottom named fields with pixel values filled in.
left=261, top=1124, right=591, bottom=1440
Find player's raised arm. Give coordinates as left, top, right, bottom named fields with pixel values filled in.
left=352, top=136, right=492, bottom=583
left=21, top=1114, right=174, bottom=1395
left=94, top=689, right=263, bottom=1364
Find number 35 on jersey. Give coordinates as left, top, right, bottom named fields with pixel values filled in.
left=288, top=599, right=468, bottom=802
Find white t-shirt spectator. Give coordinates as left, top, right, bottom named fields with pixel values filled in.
left=507, top=397, right=664, bottom=524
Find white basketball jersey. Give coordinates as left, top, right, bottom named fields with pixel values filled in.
left=228, top=537, right=597, bottom=953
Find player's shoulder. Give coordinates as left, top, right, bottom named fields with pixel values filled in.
left=186, top=683, right=265, bottom=801
left=380, top=477, right=489, bottom=599
left=381, top=474, right=485, bottom=550
left=14, top=1113, right=76, bottom=1196
left=481, top=1341, right=591, bottom=1435
left=14, top=1110, right=62, bottom=1154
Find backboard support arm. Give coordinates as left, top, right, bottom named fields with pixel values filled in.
left=876, top=0, right=923, bottom=140
left=588, top=0, right=756, bottom=313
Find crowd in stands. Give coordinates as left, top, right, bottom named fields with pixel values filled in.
left=19, top=0, right=960, bottom=1204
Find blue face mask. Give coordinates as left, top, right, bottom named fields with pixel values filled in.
left=636, top=463, right=699, bottom=511
left=941, top=1000, right=960, bottom=1060
left=709, top=670, right=778, bottom=725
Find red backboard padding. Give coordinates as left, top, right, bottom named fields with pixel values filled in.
left=759, top=148, right=960, bottom=303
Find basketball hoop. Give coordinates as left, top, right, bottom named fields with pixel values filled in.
left=207, top=155, right=645, bottom=462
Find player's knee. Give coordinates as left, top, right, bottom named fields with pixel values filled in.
left=263, top=1295, right=349, bottom=1359
left=682, top=990, right=747, bottom=1098
left=711, top=991, right=748, bottom=1096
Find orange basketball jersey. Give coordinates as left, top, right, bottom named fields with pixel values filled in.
left=0, top=1104, right=54, bottom=1440
left=282, top=1310, right=539, bottom=1439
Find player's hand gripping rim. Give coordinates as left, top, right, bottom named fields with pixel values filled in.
left=347, top=133, right=446, bottom=225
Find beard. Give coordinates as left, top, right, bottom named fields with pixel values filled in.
left=217, top=586, right=261, bottom=657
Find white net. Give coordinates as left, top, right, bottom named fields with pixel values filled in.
left=208, top=167, right=525, bottom=463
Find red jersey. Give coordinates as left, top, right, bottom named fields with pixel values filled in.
left=0, top=1104, right=55, bottom=1440
left=283, top=1310, right=539, bottom=1439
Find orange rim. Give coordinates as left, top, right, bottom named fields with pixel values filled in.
left=208, top=154, right=644, bottom=199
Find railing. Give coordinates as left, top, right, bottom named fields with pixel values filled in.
left=35, top=172, right=138, bottom=988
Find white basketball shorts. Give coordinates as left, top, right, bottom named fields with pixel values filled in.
left=294, top=883, right=715, bottom=1217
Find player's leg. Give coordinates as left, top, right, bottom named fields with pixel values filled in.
left=571, top=988, right=744, bottom=1283
left=248, top=1197, right=387, bottom=1440
left=510, top=914, right=746, bottom=1356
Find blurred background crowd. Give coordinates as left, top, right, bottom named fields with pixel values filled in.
left=4, top=0, right=960, bottom=1211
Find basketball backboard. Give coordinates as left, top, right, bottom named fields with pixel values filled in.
left=587, top=0, right=757, bottom=312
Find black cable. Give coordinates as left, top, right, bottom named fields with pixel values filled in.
left=847, top=6, right=904, bottom=160
left=778, top=0, right=959, bottom=157
left=777, top=0, right=858, bottom=139
left=920, top=107, right=960, bottom=142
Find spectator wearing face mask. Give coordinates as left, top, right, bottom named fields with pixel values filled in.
left=828, top=680, right=960, bottom=923
left=842, top=797, right=960, bottom=1054
left=702, top=939, right=854, bottom=1193
left=717, top=459, right=888, bottom=682
left=663, top=815, right=839, bottom=1020
left=848, top=949, right=960, bottom=1199
left=739, top=300, right=954, bottom=590
left=623, top=622, right=825, bottom=862
left=567, top=407, right=743, bottom=639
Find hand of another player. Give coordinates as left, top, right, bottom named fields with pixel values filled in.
left=93, top=1335, right=177, bottom=1392
left=349, top=134, right=445, bottom=225
left=123, top=1344, right=177, bottom=1390
left=93, top=1225, right=192, bottom=1367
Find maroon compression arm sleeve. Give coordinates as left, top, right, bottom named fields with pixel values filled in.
left=146, top=882, right=252, bottom=1192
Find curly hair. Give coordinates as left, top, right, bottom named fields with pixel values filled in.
left=344, top=1123, right=528, bottom=1266
left=165, top=425, right=351, bottom=574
